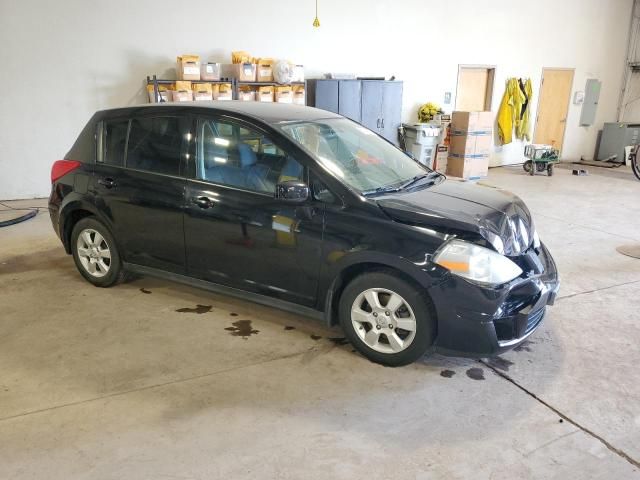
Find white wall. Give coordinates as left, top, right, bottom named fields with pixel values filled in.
left=0, top=0, right=632, bottom=199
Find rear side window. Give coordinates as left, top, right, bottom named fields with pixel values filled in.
left=100, top=120, right=129, bottom=167
left=126, top=116, right=183, bottom=176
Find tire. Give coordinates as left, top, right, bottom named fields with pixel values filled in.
left=536, top=162, right=546, bottom=172
left=338, top=271, right=436, bottom=367
left=631, top=147, right=640, bottom=181
left=547, top=164, right=554, bottom=176
left=523, top=160, right=533, bottom=173
left=71, top=217, right=125, bottom=287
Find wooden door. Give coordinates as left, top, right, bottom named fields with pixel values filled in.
left=456, top=67, right=495, bottom=111
left=533, top=68, right=574, bottom=150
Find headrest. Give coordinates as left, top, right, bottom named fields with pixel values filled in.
left=238, top=143, right=257, bottom=168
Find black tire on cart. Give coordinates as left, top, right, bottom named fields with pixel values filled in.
left=523, top=160, right=533, bottom=173
left=547, top=164, right=554, bottom=176
left=536, top=162, right=546, bottom=172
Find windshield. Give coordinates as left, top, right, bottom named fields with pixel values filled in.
left=279, top=118, right=431, bottom=194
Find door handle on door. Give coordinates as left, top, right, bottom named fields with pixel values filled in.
left=381, top=118, right=385, bottom=128
left=192, top=196, right=214, bottom=209
left=376, top=119, right=381, bottom=128
left=97, top=177, right=116, bottom=189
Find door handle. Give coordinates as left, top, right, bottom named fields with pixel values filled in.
left=192, top=196, right=214, bottom=209
left=376, top=118, right=381, bottom=128
left=381, top=118, right=385, bottom=128
left=97, top=177, right=116, bottom=189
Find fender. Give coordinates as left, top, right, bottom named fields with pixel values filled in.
left=318, top=249, right=446, bottom=326
left=58, top=196, right=114, bottom=254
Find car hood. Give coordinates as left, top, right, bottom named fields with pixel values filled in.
left=375, top=180, right=535, bottom=256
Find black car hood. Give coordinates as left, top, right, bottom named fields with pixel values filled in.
left=375, top=180, right=535, bottom=256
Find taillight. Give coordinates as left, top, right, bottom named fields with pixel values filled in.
left=51, top=160, right=81, bottom=183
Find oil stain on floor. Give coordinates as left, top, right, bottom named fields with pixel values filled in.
left=466, top=367, right=485, bottom=380
left=176, top=304, right=212, bottom=314
left=139, top=288, right=152, bottom=294
left=485, top=356, right=514, bottom=372
left=440, top=369, right=456, bottom=378
left=284, top=326, right=295, bottom=331
left=310, top=334, right=322, bottom=341
left=225, top=320, right=259, bottom=339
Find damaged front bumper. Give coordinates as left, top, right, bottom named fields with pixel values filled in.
left=429, top=243, right=559, bottom=357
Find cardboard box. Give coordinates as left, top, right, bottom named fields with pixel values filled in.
left=446, top=154, right=489, bottom=180
left=238, top=87, right=256, bottom=101
left=256, top=86, right=274, bottom=102
left=450, top=111, right=493, bottom=134
left=292, top=65, right=305, bottom=82
left=175, top=81, right=192, bottom=91
left=220, top=63, right=257, bottom=82
left=192, top=83, right=213, bottom=101
left=449, top=132, right=493, bottom=156
left=177, top=55, right=201, bottom=81
left=146, top=85, right=171, bottom=103
left=292, top=85, right=305, bottom=105
left=172, top=90, right=193, bottom=102
left=201, top=62, right=221, bottom=81
left=434, top=145, right=449, bottom=172
left=275, top=86, right=293, bottom=104
left=213, top=83, right=233, bottom=101
left=256, top=58, right=274, bottom=82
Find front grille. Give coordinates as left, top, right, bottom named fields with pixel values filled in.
left=525, top=307, right=545, bottom=334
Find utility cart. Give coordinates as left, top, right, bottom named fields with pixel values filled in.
left=523, top=144, right=559, bottom=176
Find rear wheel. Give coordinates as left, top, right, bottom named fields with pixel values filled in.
left=71, top=217, right=125, bottom=287
left=523, top=160, right=533, bottom=173
left=547, top=164, right=554, bottom=176
left=339, top=271, right=435, bottom=366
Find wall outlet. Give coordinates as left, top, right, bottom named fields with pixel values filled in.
left=444, top=92, right=452, bottom=104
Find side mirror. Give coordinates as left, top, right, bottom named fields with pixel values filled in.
left=275, top=180, right=309, bottom=203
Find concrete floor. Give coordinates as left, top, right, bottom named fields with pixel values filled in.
left=1, top=165, right=639, bottom=479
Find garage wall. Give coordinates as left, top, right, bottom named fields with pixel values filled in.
left=0, top=0, right=632, bottom=199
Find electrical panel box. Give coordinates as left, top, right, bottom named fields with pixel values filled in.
left=579, top=79, right=601, bottom=126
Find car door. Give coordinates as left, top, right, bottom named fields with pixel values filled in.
left=92, top=114, right=189, bottom=274
left=183, top=115, right=324, bottom=307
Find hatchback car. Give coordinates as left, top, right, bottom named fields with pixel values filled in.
left=50, top=102, right=559, bottom=366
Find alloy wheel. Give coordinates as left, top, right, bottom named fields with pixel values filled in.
left=76, top=228, right=111, bottom=278
left=350, top=288, right=417, bottom=354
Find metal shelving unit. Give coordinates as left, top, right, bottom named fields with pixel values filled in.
left=146, top=75, right=306, bottom=102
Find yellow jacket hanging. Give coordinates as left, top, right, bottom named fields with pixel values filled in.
left=497, top=78, right=524, bottom=145
left=516, top=78, right=533, bottom=141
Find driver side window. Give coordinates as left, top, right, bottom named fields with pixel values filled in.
left=196, top=118, right=304, bottom=194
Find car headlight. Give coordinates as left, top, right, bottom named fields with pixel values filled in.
left=433, top=239, right=523, bottom=286
left=532, top=229, right=541, bottom=249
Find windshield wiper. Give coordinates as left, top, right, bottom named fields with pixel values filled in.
left=397, top=171, right=441, bottom=190
left=361, top=184, right=403, bottom=196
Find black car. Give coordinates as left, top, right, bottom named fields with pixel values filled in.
left=49, top=102, right=559, bottom=366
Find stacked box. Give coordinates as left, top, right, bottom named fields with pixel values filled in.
left=177, top=55, right=201, bottom=81
left=220, top=63, right=257, bottom=82
left=447, top=111, right=493, bottom=180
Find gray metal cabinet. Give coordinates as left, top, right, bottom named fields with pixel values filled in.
left=597, top=122, right=640, bottom=162
left=307, top=79, right=403, bottom=145
left=381, top=82, right=403, bottom=142
left=313, top=80, right=339, bottom=114
left=338, top=80, right=361, bottom=122
left=361, top=81, right=384, bottom=133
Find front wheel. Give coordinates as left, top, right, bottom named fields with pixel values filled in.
left=339, top=271, right=436, bottom=366
left=632, top=146, right=640, bottom=181
left=71, top=217, right=125, bottom=287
